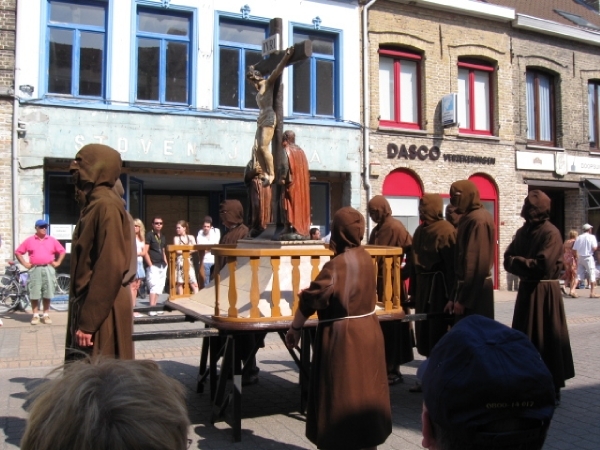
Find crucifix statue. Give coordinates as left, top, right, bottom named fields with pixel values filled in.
left=244, top=18, right=313, bottom=240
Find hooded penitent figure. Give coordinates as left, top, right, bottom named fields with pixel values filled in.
left=367, top=195, right=414, bottom=381
left=410, top=194, right=456, bottom=357
left=504, top=190, right=574, bottom=394
left=449, top=180, right=495, bottom=320
left=217, top=199, right=249, bottom=271
left=66, top=144, right=134, bottom=360
left=298, top=207, right=391, bottom=449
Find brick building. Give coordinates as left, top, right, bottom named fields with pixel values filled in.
left=363, top=0, right=600, bottom=289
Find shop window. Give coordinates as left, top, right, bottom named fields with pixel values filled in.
left=526, top=69, right=555, bottom=145
left=378, top=48, right=421, bottom=129
left=588, top=81, right=600, bottom=149
left=457, top=60, right=493, bottom=135
left=46, top=0, right=107, bottom=98
left=218, top=19, right=267, bottom=110
left=135, top=7, right=191, bottom=105
left=292, top=28, right=338, bottom=118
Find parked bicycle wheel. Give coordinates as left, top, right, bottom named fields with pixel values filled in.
left=0, top=280, right=21, bottom=312
left=55, top=273, right=71, bottom=295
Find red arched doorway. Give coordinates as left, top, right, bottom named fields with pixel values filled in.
left=469, top=174, right=499, bottom=289
left=382, top=169, right=423, bottom=235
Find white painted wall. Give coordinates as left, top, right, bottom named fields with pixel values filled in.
left=16, top=0, right=361, bottom=122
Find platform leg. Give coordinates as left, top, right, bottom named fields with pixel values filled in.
left=233, top=340, right=242, bottom=442
left=197, top=334, right=210, bottom=393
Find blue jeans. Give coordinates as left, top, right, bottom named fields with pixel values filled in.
left=203, top=262, right=214, bottom=287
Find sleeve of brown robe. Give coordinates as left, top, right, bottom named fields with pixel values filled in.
left=504, top=225, right=562, bottom=280
left=298, top=261, right=335, bottom=318
left=77, top=203, right=132, bottom=334
left=456, top=218, right=493, bottom=309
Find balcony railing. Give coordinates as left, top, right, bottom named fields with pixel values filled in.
left=167, top=243, right=403, bottom=322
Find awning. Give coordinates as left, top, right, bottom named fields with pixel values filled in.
left=524, top=179, right=580, bottom=189
left=585, top=178, right=600, bottom=191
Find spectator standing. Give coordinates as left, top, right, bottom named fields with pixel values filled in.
left=174, top=220, right=199, bottom=295
left=309, top=227, right=321, bottom=240
left=15, top=219, right=66, bottom=325
left=368, top=195, right=414, bottom=385
left=144, top=217, right=168, bottom=316
left=448, top=180, right=495, bottom=320
left=286, top=207, right=391, bottom=450
left=131, top=219, right=147, bottom=317
left=66, top=144, right=134, bottom=360
left=504, top=190, right=574, bottom=404
left=421, top=315, right=556, bottom=450
left=196, top=216, right=220, bottom=287
left=572, top=223, right=599, bottom=297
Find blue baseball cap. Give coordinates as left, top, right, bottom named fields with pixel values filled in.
left=422, top=315, right=555, bottom=445
left=35, top=219, right=48, bottom=227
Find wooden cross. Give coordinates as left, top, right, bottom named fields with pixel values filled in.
left=252, top=18, right=312, bottom=230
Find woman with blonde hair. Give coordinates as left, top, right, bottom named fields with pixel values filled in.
left=174, top=220, right=199, bottom=295
left=131, top=219, right=147, bottom=317
left=563, top=229, right=578, bottom=297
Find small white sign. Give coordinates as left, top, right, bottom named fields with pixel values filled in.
left=441, top=93, right=458, bottom=127
left=50, top=224, right=74, bottom=240
left=262, top=34, right=280, bottom=56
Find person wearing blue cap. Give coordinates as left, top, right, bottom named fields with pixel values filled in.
left=15, top=219, right=66, bottom=325
left=421, top=315, right=556, bottom=450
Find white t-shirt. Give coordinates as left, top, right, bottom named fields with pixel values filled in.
left=573, top=232, right=598, bottom=258
left=197, top=227, right=221, bottom=264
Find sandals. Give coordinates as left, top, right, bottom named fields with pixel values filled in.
left=590, top=293, right=600, bottom=298
left=409, top=383, right=422, bottom=393
left=387, top=374, right=404, bottom=386
left=570, top=291, right=579, bottom=298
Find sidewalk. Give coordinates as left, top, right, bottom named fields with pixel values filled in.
left=1, top=290, right=600, bottom=449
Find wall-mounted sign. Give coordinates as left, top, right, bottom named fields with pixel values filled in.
left=50, top=224, right=74, bottom=240
left=442, top=93, right=458, bottom=127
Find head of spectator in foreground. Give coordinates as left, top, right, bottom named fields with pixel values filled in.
left=329, top=207, right=364, bottom=255
left=421, top=315, right=555, bottom=450
left=21, top=358, right=190, bottom=450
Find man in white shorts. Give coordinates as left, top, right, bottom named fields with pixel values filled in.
left=144, top=217, right=168, bottom=315
left=572, top=223, right=599, bottom=298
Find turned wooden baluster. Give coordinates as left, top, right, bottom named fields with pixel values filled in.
left=249, top=256, right=260, bottom=318
left=392, top=255, right=401, bottom=309
left=310, top=256, right=320, bottom=281
left=169, top=250, right=177, bottom=295
left=214, top=259, right=221, bottom=317
left=270, top=256, right=282, bottom=317
left=384, top=255, right=393, bottom=311
left=227, top=256, right=238, bottom=318
left=182, top=249, right=190, bottom=296
left=291, top=256, right=301, bottom=314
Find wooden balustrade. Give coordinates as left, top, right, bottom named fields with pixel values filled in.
left=167, top=243, right=404, bottom=322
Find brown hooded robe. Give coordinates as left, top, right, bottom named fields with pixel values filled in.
left=504, top=190, right=574, bottom=388
left=217, top=199, right=250, bottom=271
left=450, top=180, right=495, bottom=320
left=299, top=207, right=391, bottom=449
left=368, top=195, right=414, bottom=368
left=410, top=194, right=456, bottom=357
left=66, top=144, right=134, bottom=360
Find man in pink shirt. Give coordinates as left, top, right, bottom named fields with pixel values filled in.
left=15, top=219, right=66, bottom=325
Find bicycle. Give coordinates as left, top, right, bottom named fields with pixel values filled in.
left=0, top=262, right=70, bottom=312
left=0, top=262, right=30, bottom=312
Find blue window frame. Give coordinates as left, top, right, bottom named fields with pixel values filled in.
left=218, top=19, right=267, bottom=110
left=46, top=0, right=107, bottom=98
left=292, top=29, right=338, bottom=118
left=135, top=7, right=191, bottom=105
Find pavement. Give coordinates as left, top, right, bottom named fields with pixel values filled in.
left=1, top=289, right=600, bottom=449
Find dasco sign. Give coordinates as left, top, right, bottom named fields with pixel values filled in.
left=387, top=143, right=441, bottom=161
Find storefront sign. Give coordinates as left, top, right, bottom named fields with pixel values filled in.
left=387, top=143, right=441, bottom=161
left=387, top=143, right=495, bottom=165
left=49, top=224, right=74, bottom=240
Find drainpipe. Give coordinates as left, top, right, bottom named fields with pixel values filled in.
left=362, top=0, right=377, bottom=236
left=12, top=0, right=23, bottom=254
